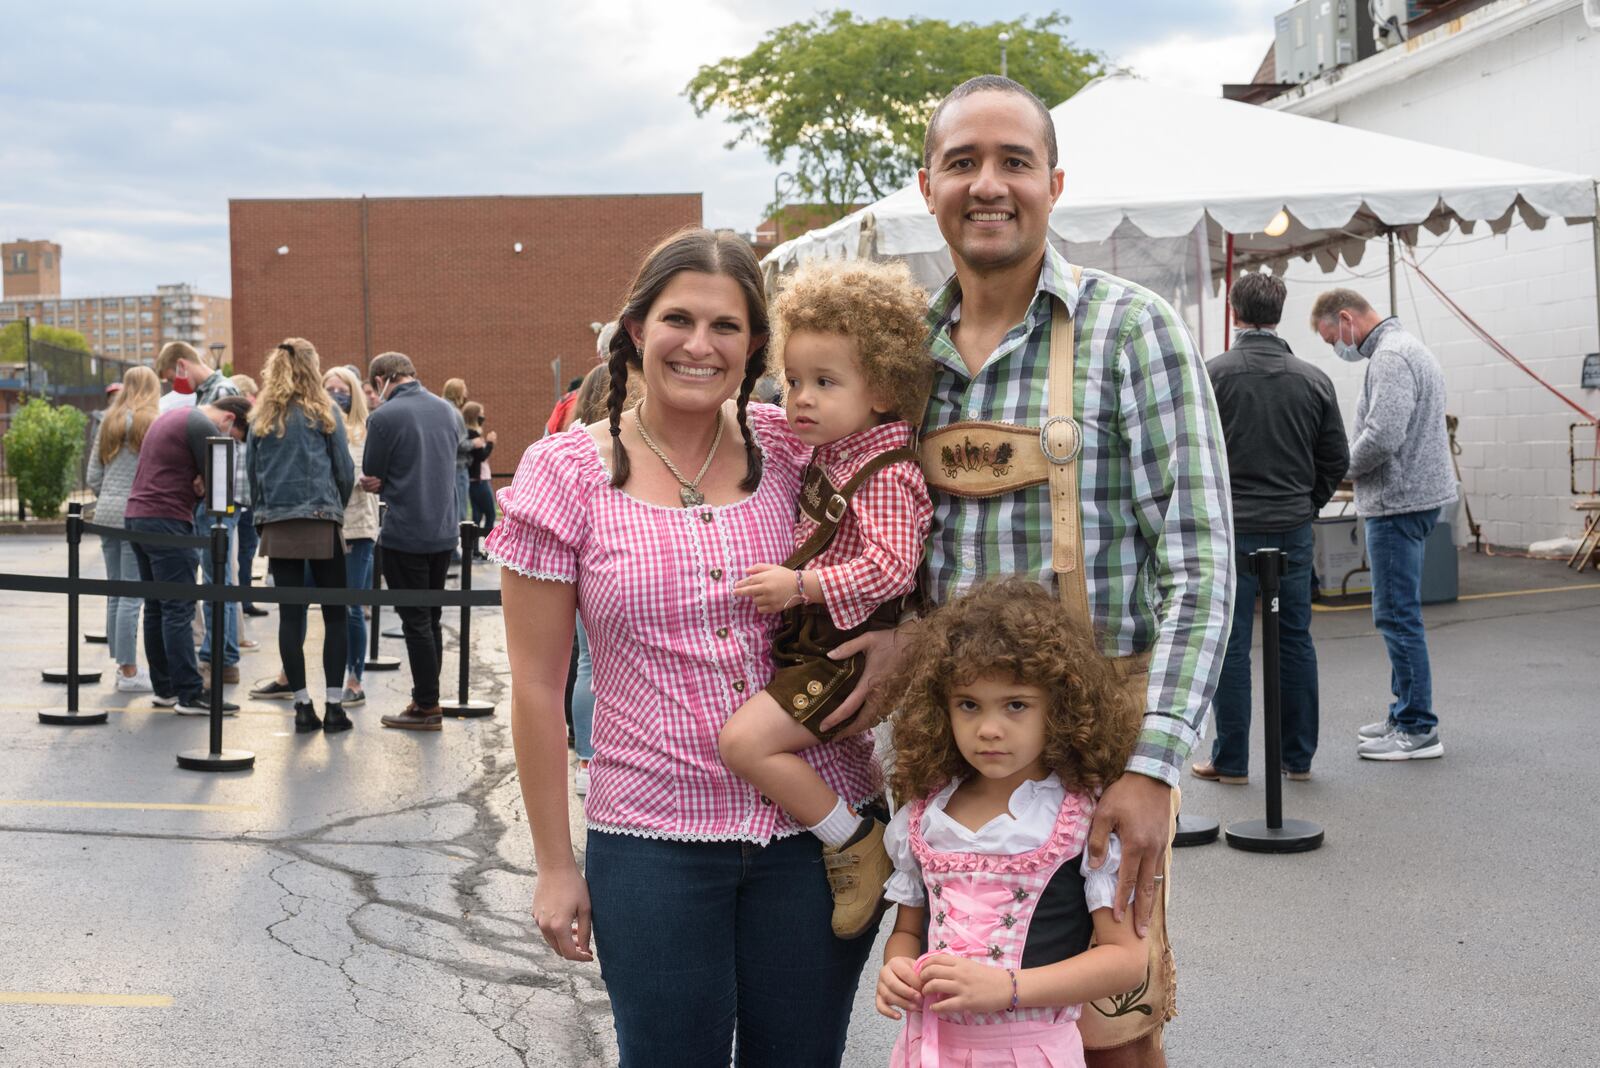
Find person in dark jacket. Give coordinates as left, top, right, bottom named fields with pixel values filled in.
left=247, top=338, right=356, bottom=735
left=361, top=351, right=467, bottom=731
left=1194, top=273, right=1349, bottom=784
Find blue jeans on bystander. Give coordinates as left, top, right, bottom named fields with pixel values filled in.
left=1365, top=507, right=1440, bottom=735
left=584, top=829, right=875, bottom=1068
left=126, top=517, right=203, bottom=703
left=100, top=538, right=142, bottom=667
left=344, top=538, right=374, bottom=684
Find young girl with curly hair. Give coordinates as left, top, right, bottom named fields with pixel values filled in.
left=718, top=258, right=935, bottom=940
left=873, top=578, right=1148, bottom=1067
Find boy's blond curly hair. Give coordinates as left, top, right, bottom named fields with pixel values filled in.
left=771, top=259, right=934, bottom=426
left=884, top=578, right=1140, bottom=804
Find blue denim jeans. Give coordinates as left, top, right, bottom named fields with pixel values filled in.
left=572, top=617, right=595, bottom=761
left=585, top=829, right=875, bottom=1068
left=344, top=538, right=374, bottom=683
left=127, top=516, right=203, bottom=703
left=100, top=538, right=142, bottom=668
left=236, top=507, right=260, bottom=610
left=1211, top=523, right=1319, bottom=776
left=195, top=506, right=239, bottom=666
left=1366, top=508, right=1440, bottom=735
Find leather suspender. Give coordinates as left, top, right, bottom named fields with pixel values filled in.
left=781, top=446, right=919, bottom=571
left=1045, top=267, right=1091, bottom=632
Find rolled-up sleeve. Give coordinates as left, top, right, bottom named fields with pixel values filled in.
left=1117, top=296, right=1236, bottom=786
left=482, top=435, right=593, bottom=584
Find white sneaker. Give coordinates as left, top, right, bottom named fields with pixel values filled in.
left=115, top=670, right=153, bottom=693
left=575, top=760, right=590, bottom=797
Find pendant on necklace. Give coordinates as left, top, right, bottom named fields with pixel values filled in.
left=680, top=486, right=705, bottom=508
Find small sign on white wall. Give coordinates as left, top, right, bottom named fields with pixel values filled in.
left=1583, top=353, right=1600, bottom=391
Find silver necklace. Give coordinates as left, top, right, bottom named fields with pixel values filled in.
left=634, top=403, right=724, bottom=507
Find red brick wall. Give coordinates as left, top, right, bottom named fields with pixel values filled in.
left=229, top=194, right=702, bottom=474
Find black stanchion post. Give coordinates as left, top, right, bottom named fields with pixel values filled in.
left=42, top=501, right=104, bottom=688
left=178, top=438, right=253, bottom=772
left=367, top=501, right=400, bottom=671
left=441, top=521, right=494, bottom=718
left=1225, top=548, right=1323, bottom=853
left=40, top=502, right=107, bottom=725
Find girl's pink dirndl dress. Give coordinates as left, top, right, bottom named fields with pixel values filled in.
left=891, top=788, right=1098, bottom=1068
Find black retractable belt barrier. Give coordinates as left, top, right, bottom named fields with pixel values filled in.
left=366, top=502, right=401, bottom=671
left=39, top=503, right=108, bottom=725
left=440, top=521, right=494, bottom=719
left=1225, top=548, right=1324, bottom=854
left=177, top=521, right=254, bottom=772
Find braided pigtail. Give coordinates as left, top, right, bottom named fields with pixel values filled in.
left=605, top=331, right=639, bottom=488
left=734, top=345, right=766, bottom=491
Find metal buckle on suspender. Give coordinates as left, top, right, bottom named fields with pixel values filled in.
left=825, top=493, right=849, bottom=523
left=1039, top=416, right=1083, bottom=465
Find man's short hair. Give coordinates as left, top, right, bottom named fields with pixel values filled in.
left=923, top=75, right=1059, bottom=171
left=1230, top=272, right=1287, bottom=327
left=154, top=341, right=203, bottom=377
left=212, top=395, right=252, bottom=422
left=368, top=351, right=416, bottom=383
left=1309, top=288, right=1373, bottom=326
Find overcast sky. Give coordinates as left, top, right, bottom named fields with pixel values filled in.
left=1, top=1, right=1280, bottom=299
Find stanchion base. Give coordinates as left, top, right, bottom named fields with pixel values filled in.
left=381, top=626, right=404, bottom=640
left=365, top=655, right=403, bottom=671
left=440, top=699, right=495, bottom=719
left=84, top=631, right=108, bottom=644
left=176, top=748, right=256, bottom=772
left=42, top=667, right=103, bottom=684
left=38, top=708, right=109, bottom=726
left=1225, top=818, right=1324, bottom=854
left=1173, top=813, right=1220, bottom=848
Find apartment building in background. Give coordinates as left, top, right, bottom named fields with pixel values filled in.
left=0, top=237, right=233, bottom=366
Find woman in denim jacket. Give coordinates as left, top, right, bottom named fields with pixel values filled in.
left=247, top=338, right=356, bottom=735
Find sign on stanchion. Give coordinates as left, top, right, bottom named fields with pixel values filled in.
left=1225, top=548, right=1324, bottom=854
left=440, top=521, right=494, bottom=718
left=177, top=437, right=254, bottom=773
left=366, top=502, right=401, bottom=671
left=41, top=502, right=104, bottom=688
left=39, top=502, right=108, bottom=726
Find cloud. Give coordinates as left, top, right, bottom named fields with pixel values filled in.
left=1115, top=30, right=1275, bottom=95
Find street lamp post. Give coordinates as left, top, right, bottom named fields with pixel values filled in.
left=209, top=341, right=226, bottom=372
left=999, top=31, right=1011, bottom=78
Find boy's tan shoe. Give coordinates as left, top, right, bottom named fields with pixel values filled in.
left=822, top=817, right=893, bottom=939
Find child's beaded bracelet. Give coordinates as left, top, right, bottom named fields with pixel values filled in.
left=1005, top=968, right=1019, bottom=1012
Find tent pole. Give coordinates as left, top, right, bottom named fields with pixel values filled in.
left=1388, top=230, right=1398, bottom=317
left=1223, top=232, right=1234, bottom=352
left=1591, top=183, right=1600, bottom=360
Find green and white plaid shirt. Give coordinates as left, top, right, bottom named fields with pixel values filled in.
left=924, top=246, right=1234, bottom=786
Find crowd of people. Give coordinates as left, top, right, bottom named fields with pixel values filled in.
left=87, top=339, right=499, bottom=730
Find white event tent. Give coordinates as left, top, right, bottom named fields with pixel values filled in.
left=762, top=73, right=1599, bottom=350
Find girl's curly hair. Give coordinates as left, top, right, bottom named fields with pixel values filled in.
left=771, top=259, right=934, bottom=426
left=885, top=578, right=1140, bottom=804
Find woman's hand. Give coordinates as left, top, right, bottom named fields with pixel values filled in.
left=532, top=864, right=593, bottom=962
left=916, top=954, right=1012, bottom=1016
left=733, top=563, right=800, bottom=614
left=875, top=956, right=925, bottom=1020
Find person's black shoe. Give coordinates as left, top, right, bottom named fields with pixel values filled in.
left=322, top=703, right=352, bottom=734
left=242, top=605, right=269, bottom=617
left=293, top=701, right=322, bottom=734
left=251, top=679, right=296, bottom=700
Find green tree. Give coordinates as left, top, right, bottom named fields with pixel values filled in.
left=4, top=395, right=88, bottom=519
left=0, top=322, right=91, bottom=365
left=686, top=10, right=1102, bottom=213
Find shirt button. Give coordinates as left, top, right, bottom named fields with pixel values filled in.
left=760, top=794, right=773, bottom=807
left=700, top=511, right=714, bottom=523
left=709, top=568, right=723, bottom=580
left=716, top=626, right=729, bottom=638
left=732, top=679, right=746, bottom=693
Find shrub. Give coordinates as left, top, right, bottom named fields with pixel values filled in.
left=4, top=396, right=88, bottom=519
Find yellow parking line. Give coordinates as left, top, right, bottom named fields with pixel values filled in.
left=0, top=991, right=173, bottom=1008
left=1312, top=582, right=1600, bottom=612
left=0, top=800, right=256, bottom=813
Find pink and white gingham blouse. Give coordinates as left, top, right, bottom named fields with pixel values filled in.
left=484, top=403, right=882, bottom=844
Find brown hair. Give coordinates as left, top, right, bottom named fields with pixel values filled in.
left=1229, top=272, right=1287, bottom=327
left=442, top=378, right=468, bottom=409
left=884, top=578, right=1138, bottom=804
left=461, top=400, right=484, bottom=429
left=1309, top=287, right=1373, bottom=327
left=368, top=351, right=416, bottom=383
left=923, top=75, right=1059, bottom=170
left=153, top=340, right=205, bottom=378
left=771, top=260, right=933, bottom=426
left=605, top=227, right=769, bottom=490
left=251, top=338, right=335, bottom=437
left=99, top=365, right=160, bottom=463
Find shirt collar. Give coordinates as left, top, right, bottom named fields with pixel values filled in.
left=1235, top=326, right=1278, bottom=339
left=1359, top=316, right=1400, bottom=358
left=927, top=244, right=1079, bottom=335
left=813, top=420, right=914, bottom=470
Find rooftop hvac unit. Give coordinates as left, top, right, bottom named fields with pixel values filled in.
left=1274, top=0, right=1377, bottom=84
left=1371, top=0, right=1408, bottom=48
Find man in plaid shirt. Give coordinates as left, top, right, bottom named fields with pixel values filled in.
left=824, top=77, right=1233, bottom=1066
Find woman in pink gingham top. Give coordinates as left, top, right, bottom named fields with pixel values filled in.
left=486, top=228, right=883, bottom=1068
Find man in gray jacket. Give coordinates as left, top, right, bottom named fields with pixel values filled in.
left=1312, top=289, right=1456, bottom=761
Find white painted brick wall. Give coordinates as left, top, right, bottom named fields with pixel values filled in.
left=1206, top=3, right=1600, bottom=548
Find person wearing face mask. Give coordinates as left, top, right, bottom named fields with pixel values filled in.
left=124, top=394, right=252, bottom=716
left=1311, top=288, right=1456, bottom=762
